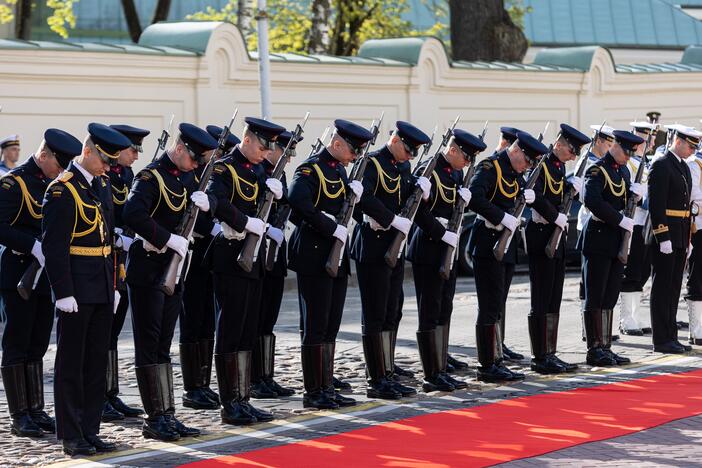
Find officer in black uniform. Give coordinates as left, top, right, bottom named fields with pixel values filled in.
left=581, top=130, right=645, bottom=366
left=123, top=123, right=217, bottom=441
left=0, top=129, right=79, bottom=438
left=287, top=120, right=370, bottom=410
left=250, top=130, right=298, bottom=400
left=205, top=117, right=284, bottom=425
left=468, top=131, right=547, bottom=382
left=101, top=124, right=148, bottom=422
left=176, top=125, right=240, bottom=411
left=409, top=129, right=486, bottom=391
left=350, top=121, right=431, bottom=400
left=44, top=123, right=130, bottom=455
left=526, top=124, right=589, bottom=374
left=648, top=126, right=699, bottom=353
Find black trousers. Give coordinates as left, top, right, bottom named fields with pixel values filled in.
left=259, top=274, right=285, bottom=335
left=686, top=231, right=702, bottom=300
left=1, top=290, right=54, bottom=366
left=213, top=274, right=261, bottom=353
left=528, top=253, right=565, bottom=316
left=412, top=263, right=457, bottom=331
left=621, top=226, right=652, bottom=293
left=128, top=285, right=181, bottom=366
left=651, top=248, right=687, bottom=346
left=54, top=303, right=112, bottom=440
left=473, top=256, right=515, bottom=325
left=109, top=292, right=129, bottom=350
left=356, top=261, right=404, bottom=334
left=179, top=243, right=216, bottom=344
left=297, top=274, right=347, bottom=345
left=583, top=254, right=624, bottom=310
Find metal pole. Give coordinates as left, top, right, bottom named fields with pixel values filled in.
left=257, top=0, right=272, bottom=119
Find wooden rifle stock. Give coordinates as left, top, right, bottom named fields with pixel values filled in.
left=17, top=259, right=41, bottom=300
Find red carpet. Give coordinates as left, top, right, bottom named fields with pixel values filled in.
left=184, top=369, right=702, bottom=467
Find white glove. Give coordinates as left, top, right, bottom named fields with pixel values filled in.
left=630, top=182, right=646, bottom=201
left=659, top=240, right=673, bottom=254
left=210, top=223, right=222, bottom=237
left=554, top=213, right=568, bottom=229
left=244, top=216, right=265, bottom=237
left=114, top=227, right=123, bottom=236
left=688, top=243, right=694, bottom=260
left=332, top=224, right=348, bottom=243
left=523, top=189, right=535, bottom=205
left=116, top=234, right=133, bottom=251
left=56, top=296, right=78, bottom=313
left=416, top=176, right=431, bottom=201
left=349, top=180, right=363, bottom=202
left=266, top=226, right=284, bottom=245
left=390, top=215, right=412, bottom=235
left=618, top=216, right=634, bottom=233
left=166, top=233, right=189, bottom=258
left=113, top=290, right=120, bottom=314
left=441, top=230, right=458, bottom=248
left=31, top=241, right=45, bottom=267
left=190, top=191, right=210, bottom=212
left=458, top=187, right=472, bottom=204
left=265, top=178, right=283, bottom=200
left=500, top=213, right=519, bottom=232
left=567, top=176, right=583, bottom=195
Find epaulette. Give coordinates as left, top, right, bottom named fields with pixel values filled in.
left=137, top=170, right=153, bottom=181
left=58, top=172, right=73, bottom=183
left=0, top=176, right=16, bottom=190
left=213, top=164, right=226, bottom=174
left=296, top=162, right=314, bottom=177
left=49, top=184, right=65, bottom=197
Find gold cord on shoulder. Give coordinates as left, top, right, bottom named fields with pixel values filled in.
left=64, top=181, right=102, bottom=241
left=150, top=169, right=187, bottom=213
left=311, top=163, right=345, bottom=207
left=598, top=166, right=626, bottom=200
left=9, top=175, right=42, bottom=225
left=369, top=157, right=401, bottom=203
left=542, top=164, right=564, bottom=198
left=112, top=184, right=128, bottom=205
left=225, top=163, right=259, bottom=203
left=430, top=170, right=455, bottom=211
left=491, top=158, right=519, bottom=201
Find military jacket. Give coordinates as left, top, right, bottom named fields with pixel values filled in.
left=648, top=151, right=692, bottom=248
left=287, top=148, right=351, bottom=276
left=42, top=162, right=113, bottom=303
left=107, top=164, right=134, bottom=230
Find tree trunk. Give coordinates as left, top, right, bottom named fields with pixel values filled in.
left=449, top=0, right=527, bottom=62
left=121, top=0, right=142, bottom=43
left=151, top=0, right=172, bottom=24
left=237, top=0, right=254, bottom=38
left=307, top=0, right=332, bottom=54
left=14, top=0, right=32, bottom=40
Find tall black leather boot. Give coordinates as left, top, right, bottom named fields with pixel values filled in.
left=437, top=324, right=467, bottom=389
left=476, top=324, right=514, bottom=383
left=322, top=343, right=355, bottom=407
left=251, top=337, right=277, bottom=399
left=181, top=343, right=219, bottom=409
left=585, top=309, right=617, bottom=366
left=24, top=360, right=55, bottom=433
left=136, top=364, right=180, bottom=441
left=2, top=364, right=43, bottom=437
left=262, top=334, right=294, bottom=397
left=382, top=330, right=416, bottom=397
left=198, top=339, right=220, bottom=405
left=494, top=321, right=524, bottom=380
left=163, top=363, right=201, bottom=437
left=546, top=314, right=577, bottom=371
left=362, top=334, right=401, bottom=400
left=529, top=314, right=566, bottom=374
left=389, top=329, right=414, bottom=378
left=105, top=349, right=143, bottom=418
left=102, top=349, right=125, bottom=422
left=500, top=313, right=524, bottom=361
left=236, top=350, right=274, bottom=422
left=416, top=329, right=454, bottom=392
left=215, top=353, right=256, bottom=425
left=602, top=309, right=630, bottom=365
left=301, top=344, right=338, bottom=409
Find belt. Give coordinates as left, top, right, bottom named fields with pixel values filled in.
left=666, top=209, right=690, bottom=218
left=69, top=245, right=112, bottom=257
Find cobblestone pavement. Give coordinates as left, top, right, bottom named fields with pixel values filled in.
left=1, top=272, right=702, bottom=467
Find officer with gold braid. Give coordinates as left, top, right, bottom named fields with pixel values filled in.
left=0, top=129, right=79, bottom=439
left=123, top=123, right=217, bottom=442
left=100, top=124, right=148, bottom=422
left=525, top=124, right=589, bottom=374
left=43, top=123, right=130, bottom=456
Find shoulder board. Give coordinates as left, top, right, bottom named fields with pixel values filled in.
left=137, top=170, right=153, bottom=181
left=59, top=172, right=73, bottom=183
left=478, top=159, right=494, bottom=170
left=296, top=162, right=314, bottom=176
left=49, top=184, right=65, bottom=197
left=213, top=164, right=226, bottom=174
left=0, top=176, right=16, bottom=190
left=586, top=165, right=601, bottom=176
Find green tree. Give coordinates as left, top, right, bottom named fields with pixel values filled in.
left=0, top=0, right=79, bottom=39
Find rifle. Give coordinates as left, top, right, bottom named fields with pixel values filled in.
left=158, top=109, right=238, bottom=295
left=544, top=120, right=606, bottom=258
left=324, top=112, right=384, bottom=277
left=493, top=122, right=550, bottom=262
left=152, top=114, right=174, bottom=162
left=617, top=129, right=655, bottom=264
left=411, top=125, right=438, bottom=176
left=237, top=112, right=310, bottom=272
left=264, top=125, right=329, bottom=272
left=115, top=227, right=134, bottom=292
left=384, top=119, right=458, bottom=268
left=438, top=121, right=489, bottom=280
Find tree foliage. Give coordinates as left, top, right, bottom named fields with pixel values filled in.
left=0, top=0, right=80, bottom=39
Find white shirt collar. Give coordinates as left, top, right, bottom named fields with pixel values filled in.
left=74, top=161, right=94, bottom=185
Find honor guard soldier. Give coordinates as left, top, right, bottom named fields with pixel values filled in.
left=0, top=135, right=21, bottom=175
left=43, top=123, right=130, bottom=455
left=351, top=121, right=432, bottom=400
left=618, top=121, right=657, bottom=336
left=648, top=125, right=699, bottom=353
left=526, top=124, right=589, bottom=374
left=468, top=131, right=547, bottom=382
left=493, top=127, right=522, bottom=155
left=123, top=123, right=217, bottom=441
left=0, top=129, right=79, bottom=438
left=409, top=129, right=486, bottom=391
left=176, top=125, right=239, bottom=412
left=250, top=130, right=297, bottom=399
left=287, top=119, right=368, bottom=410
left=687, top=141, right=702, bottom=345
left=205, top=117, right=284, bottom=425
left=101, top=124, right=148, bottom=422
left=581, top=130, right=645, bottom=366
